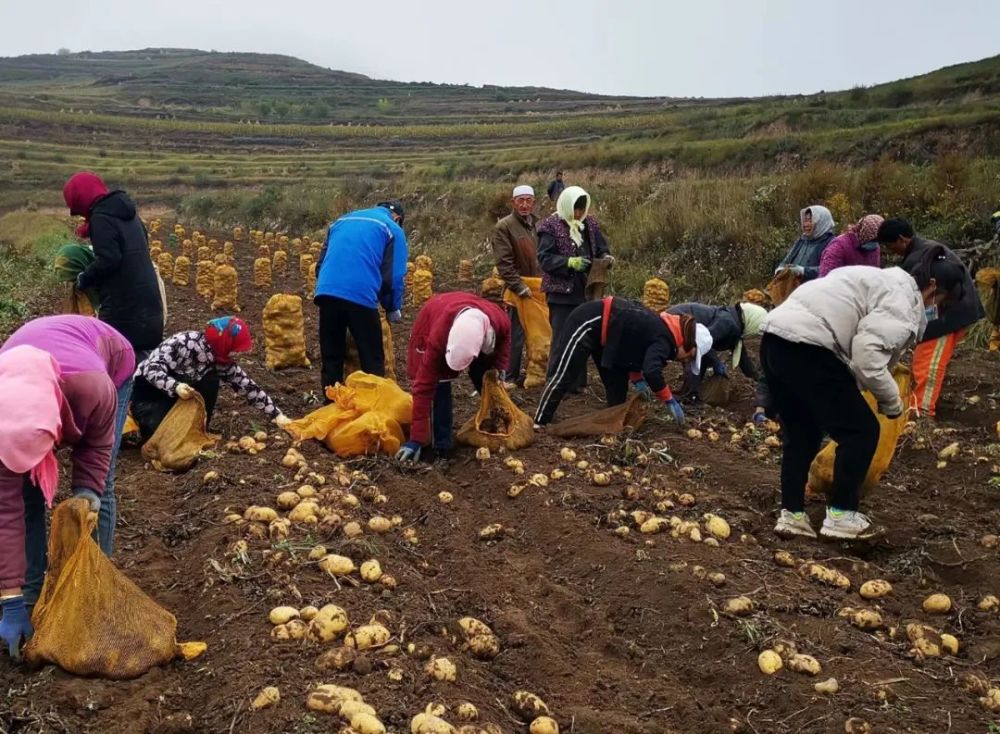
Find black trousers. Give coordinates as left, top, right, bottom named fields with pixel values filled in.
left=507, top=306, right=525, bottom=383
left=131, top=371, right=221, bottom=442
left=317, top=295, right=385, bottom=391
left=535, top=301, right=629, bottom=425
left=760, top=334, right=879, bottom=513
left=547, top=300, right=586, bottom=390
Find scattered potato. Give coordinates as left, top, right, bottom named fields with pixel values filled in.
left=859, top=580, right=892, bottom=600
left=410, top=712, right=457, bottom=734
left=289, top=501, right=320, bottom=523
left=707, top=431, right=720, bottom=442
left=369, top=516, right=392, bottom=534
left=549, top=468, right=566, bottom=481
left=677, top=493, right=696, bottom=506
left=305, top=684, right=362, bottom=714
left=787, top=653, right=821, bottom=676
left=757, top=649, right=783, bottom=675
left=614, top=526, right=629, bottom=537
left=724, top=597, right=754, bottom=616
left=285, top=619, right=308, bottom=640
left=425, top=656, right=458, bottom=682
left=511, top=691, right=550, bottom=720
left=576, top=460, right=589, bottom=470
left=238, top=436, right=257, bottom=452
left=773, top=550, right=796, bottom=568
left=980, top=688, right=1000, bottom=712
left=438, top=491, right=454, bottom=504
left=530, top=473, right=549, bottom=487
left=250, top=686, right=280, bottom=710
left=351, top=712, right=387, bottom=734
left=922, top=593, right=952, bottom=614
left=708, top=572, right=726, bottom=586
left=764, top=435, right=781, bottom=448
left=476, top=447, right=491, bottom=461
left=704, top=514, right=731, bottom=540
left=529, top=717, right=559, bottom=734
left=592, top=472, right=611, bottom=486
left=844, top=717, right=872, bottom=734
left=560, top=447, right=577, bottom=462
left=455, top=702, right=478, bottom=722
left=308, top=605, right=350, bottom=643
left=458, top=617, right=493, bottom=638
left=686, top=429, right=703, bottom=439
left=340, top=700, right=378, bottom=719
left=268, top=518, right=291, bottom=540
left=203, top=470, right=219, bottom=484
left=309, top=545, right=328, bottom=561
left=807, top=563, right=851, bottom=590
left=814, top=677, right=839, bottom=695
left=320, top=554, right=356, bottom=577
left=479, top=523, right=504, bottom=540
left=360, top=560, right=383, bottom=583
left=346, top=623, right=391, bottom=650
left=640, top=517, right=669, bottom=534
left=269, top=606, right=300, bottom=625
left=978, top=595, right=999, bottom=612
left=344, top=521, right=364, bottom=538
left=940, top=633, right=960, bottom=655
left=244, top=506, right=279, bottom=523
left=938, top=442, right=960, bottom=460
left=315, top=646, right=357, bottom=671
left=270, top=623, right=290, bottom=641
left=467, top=634, right=500, bottom=660
left=381, top=575, right=398, bottom=589
left=507, top=484, right=525, bottom=498
left=276, top=491, right=301, bottom=509
left=906, top=623, right=943, bottom=657
left=981, top=534, right=999, bottom=549
left=299, top=605, right=319, bottom=621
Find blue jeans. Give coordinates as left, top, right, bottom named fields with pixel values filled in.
left=432, top=381, right=454, bottom=451
left=100, top=377, right=133, bottom=557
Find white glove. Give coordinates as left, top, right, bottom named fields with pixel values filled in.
left=175, top=383, right=196, bottom=400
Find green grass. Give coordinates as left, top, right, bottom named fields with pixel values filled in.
left=0, top=211, right=70, bottom=337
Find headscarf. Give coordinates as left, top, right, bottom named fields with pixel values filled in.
left=0, top=346, right=64, bottom=507
left=54, top=243, right=99, bottom=309
left=204, top=317, right=252, bottom=365
left=690, top=324, right=714, bottom=375
left=853, top=214, right=885, bottom=251
left=445, top=308, right=495, bottom=371
left=63, top=172, right=110, bottom=239
left=556, top=185, right=590, bottom=246
left=801, top=205, right=834, bottom=241
left=733, top=303, right=768, bottom=367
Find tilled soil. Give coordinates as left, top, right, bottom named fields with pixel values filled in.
left=2, top=230, right=1000, bottom=734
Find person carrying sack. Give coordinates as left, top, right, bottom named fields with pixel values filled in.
left=396, top=293, right=511, bottom=464
left=534, top=297, right=707, bottom=427
left=132, top=317, right=290, bottom=442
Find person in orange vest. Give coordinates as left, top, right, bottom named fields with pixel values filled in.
left=534, top=297, right=711, bottom=427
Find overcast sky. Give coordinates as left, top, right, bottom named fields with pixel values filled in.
left=1, top=0, right=997, bottom=97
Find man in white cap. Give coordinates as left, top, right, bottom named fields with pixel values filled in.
left=490, top=184, right=540, bottom=387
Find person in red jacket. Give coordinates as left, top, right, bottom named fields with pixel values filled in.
left=396, top=293, right=511, bottom=463
left=0, top=316, right=134, bottom=659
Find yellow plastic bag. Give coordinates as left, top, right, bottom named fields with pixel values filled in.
left=324, top=411, right=404, bottom=457
left=457, top=370, right=535, bottom=450
left=336, top=371, right=412, bottom=425
left=284, top=401, right=357, bottom=443
left=807, top=365, right=912, bottom=498
left=765, top=268, right=802, bottom=307
left=24, top=498, right=206, bottom=679
left=141, top=393, right=219, bottom=472
left=503, top=277, right=551, bottom=389
left=263, top=294, right=311, bottom=370
left=642, top=278, right=670, bottom=313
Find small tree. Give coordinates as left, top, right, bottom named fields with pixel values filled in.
left=57, top=47, right=71, bottom=56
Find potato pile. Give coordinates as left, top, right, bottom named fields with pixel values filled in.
left=172, top=255, right=191, bottom=287
left=642, top=277, right=670, bottom=313
left=211, top=263, right=239, bottom=311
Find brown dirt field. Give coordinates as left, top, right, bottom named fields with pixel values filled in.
left=2, top=227, right=1000, bottom=734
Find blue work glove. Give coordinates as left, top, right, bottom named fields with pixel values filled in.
left=395, top=441, right=422, bottom=464
left=712, top=362, right=728, bottom=378
left=387, top=310, right=402, bottom=324
left=567, top=256, right=591, bottom=272
left=663, top=398, right=685, bottom=427
left=73, top=488, right=101, bottom=512
left=632, top=379, right=653, bottom=400
left=0, top=596, right=33, bottom=661
left=752, top=409, right=768, bottom=426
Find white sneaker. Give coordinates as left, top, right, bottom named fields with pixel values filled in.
left=820, top=508, right=881, bottom=540
left=774, top=509, right=817, bottom=539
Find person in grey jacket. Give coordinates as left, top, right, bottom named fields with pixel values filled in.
left=775, top=205, right=836, bottom=281
left=761, top=254, right=966, bottom=542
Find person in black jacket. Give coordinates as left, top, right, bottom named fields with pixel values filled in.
left=534, top=297, right=700, bottom=427
left=878, top=218, right=985, bottom=418
left=62, top=171, right=164, bottom=556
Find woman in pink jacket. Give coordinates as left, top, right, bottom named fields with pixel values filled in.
left=818, top=214, right=883, bottom=277
left=0, top=315, right=134, bottom=660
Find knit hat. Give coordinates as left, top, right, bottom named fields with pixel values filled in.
left=445, top=308, right=494, bottom=371
left=378, top=200, right=405, bottom=224
left=204, top=317, right=253, bottom=365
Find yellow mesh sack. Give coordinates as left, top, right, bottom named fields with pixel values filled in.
left=254, top=257, right=272, bottom=288
left=258, top=244, right=270, bottom=259
left=480, top=267, right=504, bottom=302
left=195, top=260, right=214, bottom=298
left=975, top=267, right=1000, bottom=326
left=324, top=411, right=404, bottom=457
left=415, top=254, right=433, bottom=271
left=765, top=269, right=802, bottom=307
left=141, top=392, right=219, bottom=472
left=272, top=250, right=288, bottom=272
left=642, top=278, right=671, bottom=313
left=309, top=243, right=322, bottom=258
left=196, top=246, right=211, bottom=262
left=412, top=269, right=433, bottom=307
left=223, top=242, right=235, bottom=257
left=173, top=225, right=185, bottom=239
left=457, top=259, right=474, bottom=285
left=291, top=238, right=303, bottom=254
left=263, top=294, right=311, bottom=370
left=65, top=285, right=96, bottom=316
left=212, top=264, right=239, bottom=311
left=404, top=262, right=414, bottom=298
left=264, top=231, right=275, bottom=244
left=149, top=247, right=162, bottom=263
left=180, top=239, right=193, bottom=258
left=299, top=253, right=314, bottom=281
left=457, top=370, right=535, bottom=450
left=278, top=235, right=289, bottom=249
left=156, top=251, right=174, bottom=276
left=233, top=226, right=243, bottom=241
left=807, top=365, right=912, bottom=498
left=306, top=262, right=317, bottom=295
left=503, top=277, right=551, bottom=389
left=24, top=498, right=206, bottom=679
left=172, top=256, right=191, bottom=287
left=150, top=239, right=162, bottom=250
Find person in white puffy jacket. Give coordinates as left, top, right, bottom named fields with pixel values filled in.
left=759, top=252, right=967, bottom=541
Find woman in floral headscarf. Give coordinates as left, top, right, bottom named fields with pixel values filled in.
left=0, top=315, right=135, bottom=657
left=818, top=214, right=884, bottom=277
left=131, top=317, right=290, bottom=441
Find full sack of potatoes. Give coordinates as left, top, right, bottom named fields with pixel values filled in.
left=263, top=294, right=310, bottom=370
left=457, top=370, right=534, bottom=450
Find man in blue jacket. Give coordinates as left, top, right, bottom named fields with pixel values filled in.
left=314, top=200, right=408, bottom=391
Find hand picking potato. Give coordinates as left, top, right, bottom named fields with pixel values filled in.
left=425, top=656, right=458, bottom=682
left=319, top=554, right=356, bottom=576
left=859, top=580, right=892, bottom=600
left=530, top=717, right=559, bottom=734
left=511, top=691, right=550, bottom=720
left=269, top=606, right=300, bottom=625
left=346, top=623, right=392, bottom=650
left=250, top=686, right=280, bottom=710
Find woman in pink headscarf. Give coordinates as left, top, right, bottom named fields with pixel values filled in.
left=397, top=292, right=511, bottom=464
left=818, top=214, right=884, bottom=277
left=0, top=315, right=134, bottom=660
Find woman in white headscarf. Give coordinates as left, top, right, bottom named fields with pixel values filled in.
left=537, top=186, right=612, bottom=390
left=775, top=205, right=836, bottom=282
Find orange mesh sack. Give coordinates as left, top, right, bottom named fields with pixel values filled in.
left=24, top=498, right=206, bottom=679
left=548, top=394, right=648, bottom=438
left=263, top=294, right=310, bottom=370
left=324, top=411, right=404, bottom=457
left=765, top=268, right=802, bottom=307
left=141, top=393, right=220, bottom=472
left=457, top=370, right=535, bottom=450
left=503, top=277, right=551, bottom=389
left=807, top=365, right=912, bottom=498
left=642, top=278, right=670, bottom=313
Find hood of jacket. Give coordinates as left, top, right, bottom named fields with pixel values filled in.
left=91, top=190, right=137, bottom=221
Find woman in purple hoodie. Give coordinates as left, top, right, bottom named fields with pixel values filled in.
left=818, top=214, right=884, bottom=277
